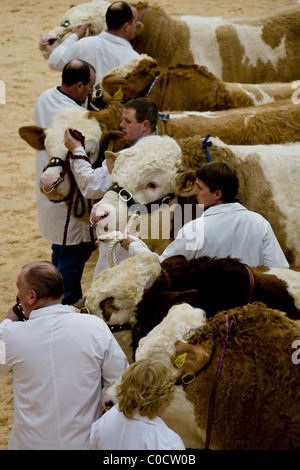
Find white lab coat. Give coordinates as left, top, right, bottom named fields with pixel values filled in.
left=90, top=405, right=185, bottom=450
left=35, top=86, right=92, bottom=245
left=129, top=202, right=289, bottom=268
left=0, top=305, right=128, bottom=450
left=70, top=146, right=110, bottom=199
left=48, top=31, right=140, bottom=84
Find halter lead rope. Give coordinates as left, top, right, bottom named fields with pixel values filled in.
left=205, top=314, right=235, bottom=449
left=203, top=134, right=212, bottom=162
left=97, top=212, right=148, bottom=267
left=61, top=129, right=91, bottom=245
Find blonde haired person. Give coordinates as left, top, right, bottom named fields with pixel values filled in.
left=90, top=359, right=185, bottom=450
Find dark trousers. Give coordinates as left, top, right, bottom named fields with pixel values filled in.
left=51, top=241, right=95, bottom=305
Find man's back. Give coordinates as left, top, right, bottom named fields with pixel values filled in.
left=183, top=202, right=288, bottom=267
left=48, top=31, right=139, bottom=83
left=2, top=306, right=128, bottom=449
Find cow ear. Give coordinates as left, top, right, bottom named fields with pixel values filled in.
left=105, top=151, right=118, bottom=174
left=19, top=125, right=46, bottom=150
left=100, top=130, right=129, bottom=153
left=102, top=75, right=126, bottom=99
left=173, top=340, right=213, bottom=375
left=170, top=289, right=201, bottom=306
left=136, top=21, right=144, bottom=35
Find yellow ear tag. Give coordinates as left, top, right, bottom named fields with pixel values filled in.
left=113, top=88, right=124, bottom=101
left=184, top=180, right=193, bottom=192
left=173, top=352, right=187, bottom=369
left=107, top=140, right=114, bottom=152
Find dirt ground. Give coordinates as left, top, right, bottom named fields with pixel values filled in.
left=0, top=0, right=294, bottom=449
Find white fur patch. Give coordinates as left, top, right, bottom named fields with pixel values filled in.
left=234, top=25, right=286, bottom=68
left=44, top=107, right=101, bottom=164
left=136, top=304, right=207, bottom=362
left=264, top=267, right=300, bottom=310
left=102, top=54, right=154, bottom=80
left=48, top=0, right=110, bottom=42
left=237, top=83, right=275, bottom=105
left=181, top=16, right=287, bottom=79
left=220, top=140, right=300, bottom=263
left=180, top=16, right=224, bottom=78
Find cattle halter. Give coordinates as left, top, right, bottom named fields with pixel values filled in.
left=107, top=182, right=175, bottom=214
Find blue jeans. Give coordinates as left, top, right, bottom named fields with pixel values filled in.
left=51, top=242, right=95, bottom=305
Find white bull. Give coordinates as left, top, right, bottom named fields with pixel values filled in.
left=39, top=0, right=111, bottom=59
left=90, top=134, right=191, bottom=274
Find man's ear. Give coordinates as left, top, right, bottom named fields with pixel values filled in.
left=215, top=189, right=223, bottom=201
left=28, top=289, right=38, bottom=306
left=142, top=119, right=151, bottom=133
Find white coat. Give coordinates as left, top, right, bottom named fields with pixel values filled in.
left=0, top=305, right=128, bottom=450
left=129, top=202, right=289, bottom=268
left=90, top=405, right=185, bottom=450
left=48, top=31, right=140, bottom=84
left=35, top=86, right=92, bottom=245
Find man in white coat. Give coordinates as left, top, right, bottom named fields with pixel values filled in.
left=35, top=58, right=101, bottom=305
left=0, top=261, right=128, bottom=450
left=47, top=1, right=140, bottom=84
left=121, top=161, right=289, bottom=268
left=64, top=98, right=159, bottom=277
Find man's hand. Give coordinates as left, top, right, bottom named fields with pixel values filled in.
left=5, top=307, right=21, bottom=322
left=120, top=233, right=140, bottom=251
left=64, top=128, right=82, bottom=152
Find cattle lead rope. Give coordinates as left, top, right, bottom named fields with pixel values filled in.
left=97, top=212, right=148, bottom=267
left=205, top=313, right=236, bottom=450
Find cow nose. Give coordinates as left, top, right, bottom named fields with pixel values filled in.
left=90, top=207, right=110, bottom=227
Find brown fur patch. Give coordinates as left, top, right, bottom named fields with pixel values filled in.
left=133, top=2, right=194, bottom=66
left=157, top=100, right=300, bottom=144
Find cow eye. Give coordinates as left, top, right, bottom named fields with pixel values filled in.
left=147, top=181, right=157, bottom=189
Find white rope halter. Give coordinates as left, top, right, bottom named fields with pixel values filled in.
left=97, top=212, right=148, bottom=267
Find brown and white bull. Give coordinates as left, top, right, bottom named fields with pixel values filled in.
left=156, top=100, right=300, bottom=144
left=82, top=251, right=162, bottom=362
left=100, top=54, right=297, bottom=111
left=131, top=255, right=300, bottom=353
left=40, top=2, right=300, bottom=83
left=81, top=252, right=300, bottom=361
left=103, top=302, right=300, bottom=449
left=176, top=135, right=300, bottom=267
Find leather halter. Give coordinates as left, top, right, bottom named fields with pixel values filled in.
left=108, top=323, right=131, bottom=333
left=108, top=182, right=175, bottom=213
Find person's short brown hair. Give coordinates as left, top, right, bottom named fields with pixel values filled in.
left=116, top=358, right=176, bottom=419
left=196, top=161, right=239, bottom=202
left=124, top=98, right=158, bottom=132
